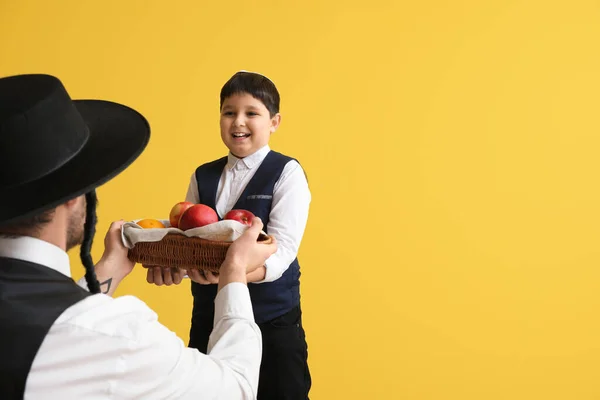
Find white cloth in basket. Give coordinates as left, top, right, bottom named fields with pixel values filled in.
left=121, top=219, right=252, bottom=249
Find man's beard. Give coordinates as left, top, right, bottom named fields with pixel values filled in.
left=66, top=197, right=86, bottom=251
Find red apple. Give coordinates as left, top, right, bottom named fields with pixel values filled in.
left=224, top=209, right=255, bottom=226
left=169, top=201, right=194, bottom=228
left=178, top=204, right=219, bottom=230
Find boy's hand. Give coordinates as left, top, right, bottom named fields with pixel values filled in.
left=146, top=267, right=187, bottom=286
left=145, top=266, right=217, bottom=285
left=182, top=269, right=220, bottom=284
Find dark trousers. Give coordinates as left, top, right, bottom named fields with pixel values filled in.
left=189, top=305, right=312, bottom=399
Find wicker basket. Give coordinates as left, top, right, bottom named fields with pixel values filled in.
left=127, top=232, right=272, bottom=273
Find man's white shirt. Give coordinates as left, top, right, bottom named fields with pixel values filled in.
left=0, top=236, right=262, bottom=399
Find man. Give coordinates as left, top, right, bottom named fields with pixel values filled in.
left=0, top=73, right=276, bottom=399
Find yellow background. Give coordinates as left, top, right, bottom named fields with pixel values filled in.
left=2, top=1, right=600, bottom=398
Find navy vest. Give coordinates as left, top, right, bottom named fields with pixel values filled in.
left=0, top=257, right=91, bottom=399
left=191, top=150, right=302, bottom=324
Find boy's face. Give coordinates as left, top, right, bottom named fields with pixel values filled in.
left=220, top=93, right=281, bottom=158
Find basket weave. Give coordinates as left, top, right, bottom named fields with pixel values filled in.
left=127, top=232, right=272, bottom=273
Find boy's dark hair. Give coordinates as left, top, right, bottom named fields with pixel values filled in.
left=220, top=71, right=280, bottom=117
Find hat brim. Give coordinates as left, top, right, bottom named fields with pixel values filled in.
left=0, top=99, right=150, bottom=225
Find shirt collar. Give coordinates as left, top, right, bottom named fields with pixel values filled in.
left=0, top=236, right=71, bottom=278
left=227, top=145, right=271, bottom=170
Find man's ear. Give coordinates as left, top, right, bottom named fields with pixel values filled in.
left=270, top=113, right=282, bottom=133
left=64, top=195, right=84, bottom=210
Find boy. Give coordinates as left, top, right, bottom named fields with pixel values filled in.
left=148, top=71, right=312, bottom=399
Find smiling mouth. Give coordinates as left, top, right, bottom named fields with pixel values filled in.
left=232, top=132, right=251, bottom=139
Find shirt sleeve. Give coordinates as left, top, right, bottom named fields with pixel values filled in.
left=256, top=160, right=311, bottom=283
left=28, top=283, right=261, bottom=399
left=113, top=282, right=262, bottom=399
left=186, top=172, right=200, bottom=203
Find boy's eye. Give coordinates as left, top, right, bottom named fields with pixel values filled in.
left=223, top=111, right=234, bottom=116
left=247, top=112, right=258, bottom=116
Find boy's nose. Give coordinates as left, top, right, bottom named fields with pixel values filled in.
left=233, top=115, right=246, bottom=126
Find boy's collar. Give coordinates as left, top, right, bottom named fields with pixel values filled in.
left=227, top=145, right=270, bottom=170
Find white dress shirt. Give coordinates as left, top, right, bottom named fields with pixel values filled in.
left=185, top=145, right=311, bottom=283
left=0, top=236, right=262, bottom=400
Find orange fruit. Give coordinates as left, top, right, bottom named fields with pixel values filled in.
left=137, top=218, right=166, bottom=229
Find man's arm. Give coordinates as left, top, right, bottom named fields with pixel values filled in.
left=77, top=220, right=133, bottom=296
left=33, top=282, right=263, bottom=399
left=120, top=217, right=275, bottom=398
left=70, top=218, right=275, bottom=398
left=116, top=283, right=263, bottom=399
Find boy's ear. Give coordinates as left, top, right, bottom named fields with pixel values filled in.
left=270, top=113, right=281, bottom=133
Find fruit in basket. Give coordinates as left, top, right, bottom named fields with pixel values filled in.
left=224, top=209, right=255, bottom=226
left=137, top=219, right=166, bottom=229
left=178, top=204, right=219, bottom=230
left=169, top=201, right=194, bottom=228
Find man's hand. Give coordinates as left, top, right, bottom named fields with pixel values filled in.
left=218, top=217, right=277, bottom=291
left=94, top=220, right=135, bottom=296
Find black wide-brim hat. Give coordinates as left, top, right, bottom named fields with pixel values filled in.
left=0, top=74, right=150, bottom=225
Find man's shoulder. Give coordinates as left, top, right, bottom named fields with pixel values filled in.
left=53, top=294, right=159, bottom=342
